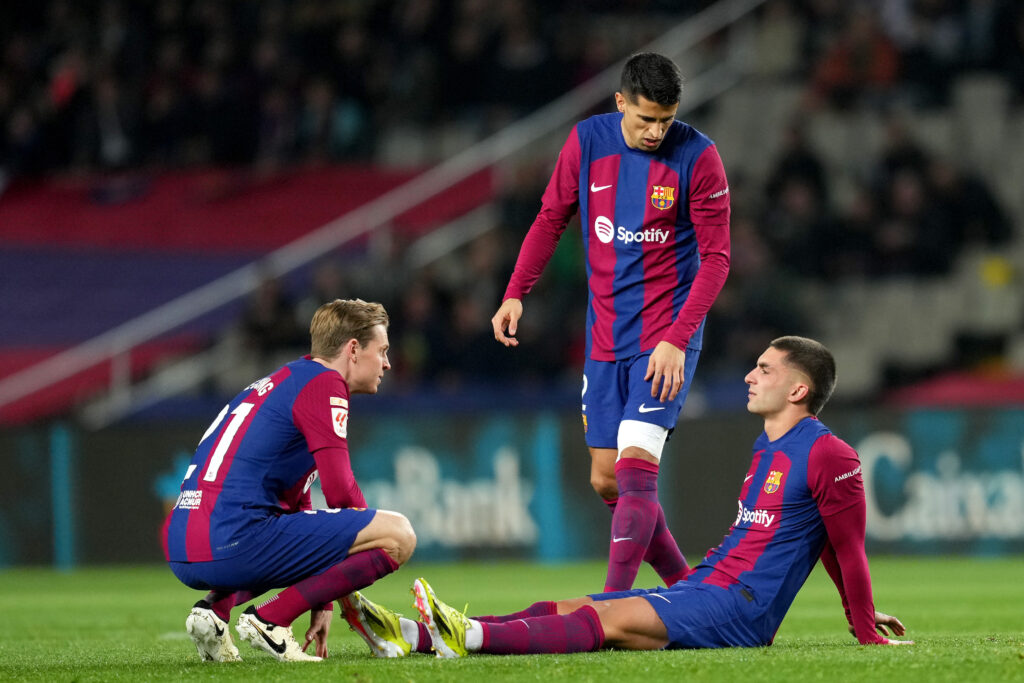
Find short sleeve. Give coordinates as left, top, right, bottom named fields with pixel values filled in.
left=807, top=433, right=864, bottom=518
left=292, top=371, right=351, bottom=453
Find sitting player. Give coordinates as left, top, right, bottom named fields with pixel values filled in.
left=344, top=336, right=912, bottom=656
left=163, top=299, right=416, bottom=662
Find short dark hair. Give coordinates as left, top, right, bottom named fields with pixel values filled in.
left=769, top=336, right=836, bottom=415
left=620, top=52, right=683, bottom=106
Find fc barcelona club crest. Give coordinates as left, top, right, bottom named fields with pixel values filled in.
left=651, top=185, right=675, bottom=210
left=764, top=470, right=784, bottom=494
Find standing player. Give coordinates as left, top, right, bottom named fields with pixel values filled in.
left=492, top=52, right=731, bottom=591
left=162, top=299, right=421, bottom=662
left=347, top=336, right=912, bottom=657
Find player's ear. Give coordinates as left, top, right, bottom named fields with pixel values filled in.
left=614, top=92, right=626, bottom=112
left=346, top=338, right=360, bottom=361
left=789, top=382, right=809, bottom=404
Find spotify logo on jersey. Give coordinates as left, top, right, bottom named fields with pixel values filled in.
left=594, top=215, right=615, bottom=244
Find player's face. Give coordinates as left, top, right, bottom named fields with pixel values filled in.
left=350, top=324, right=391, bottom=394
left=615, top=92, right=678, bottom=152
left=744, top=347, right=807, bottom=417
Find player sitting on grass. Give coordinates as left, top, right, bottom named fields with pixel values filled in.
left=162, top=299, right=418, bottom=662
left=343, top=337, right=912, bottom=656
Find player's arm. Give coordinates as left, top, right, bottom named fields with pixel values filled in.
left=298, top=487, right=314, bottom=511
left=494, top=126, right=581, bottom=346
left=292, top=373, right=368, bottom=509
left=810, top=435, right=912, bottom=645
left=660, top=144, right=730, bottom=354
left=818, top=539, right=853, bottom=630
left=311, top=444, right=367, bottom=509
left=648, top=145, right=730, bottom=401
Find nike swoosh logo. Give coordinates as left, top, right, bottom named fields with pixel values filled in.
left=252, top=619, right=287, bottom=654
left=590, top=182, right=613, bottom=192
left=215, top=623, right=225, bottom=637
left=638, top=404, right=665, bottom=413
left=744, top=475, right=754, bottom=483
left=612, top=537, right=632, bottom=543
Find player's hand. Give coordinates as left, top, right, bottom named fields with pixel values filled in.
left=850, top=611, right=912, bottom=645
left=645, top=341, right=686, bottom=402
left=492, top=298, right=523, bottom=347
left=879, top=638, right=914, bottom=645
left=873, top=610, right=906, bottom=637
left=849, top=610, right=907, bottom=638
left=304, top=606, right=333, bottom=658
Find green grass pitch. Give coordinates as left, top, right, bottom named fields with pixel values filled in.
left=1, top=557, right=1022, bottom=682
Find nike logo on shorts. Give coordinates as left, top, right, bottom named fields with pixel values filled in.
left=638, top=403, right=665, bottom=413
left=590, top=182, right=613, bottom=192
left=612, top=537, right=632, bottom=543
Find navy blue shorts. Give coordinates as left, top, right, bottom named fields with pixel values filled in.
left=591, top=581, right=764, bottom=649
left=169, top=507, right=377, bottom=593
left=581, top=349, right=700, bottom=449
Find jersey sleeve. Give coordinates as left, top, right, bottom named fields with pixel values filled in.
left=662, top=144, right=730, bottom=351
left=808, top=434, right=885, bottom=644
left=503, top=125, right=581, bottom=301
left=807, top=433, right=863, bottom=517
left=292, top=372, right=367, bottom=509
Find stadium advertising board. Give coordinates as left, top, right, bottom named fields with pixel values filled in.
left=0, top=407, right=1022, bottom=566
left=827, top=409, right=1024, bottom=554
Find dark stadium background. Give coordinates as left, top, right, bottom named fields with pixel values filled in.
left=1, top=0, right=1023, bottom=568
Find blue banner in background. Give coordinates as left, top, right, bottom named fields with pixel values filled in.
left=835, top=409, right=1024, bottom=554
left=3, top=406, right=1023, bottom=567
left=321, top=413, right=584, bottom=562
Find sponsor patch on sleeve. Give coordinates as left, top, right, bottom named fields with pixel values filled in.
left=330, top=396, right=349, bottom=407
left=331, top=406, right=349, bottom=438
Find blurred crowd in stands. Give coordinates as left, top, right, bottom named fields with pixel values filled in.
left=2, top=0, right=1023, bottom=398
left=4, top=0, right=1024, bottom=176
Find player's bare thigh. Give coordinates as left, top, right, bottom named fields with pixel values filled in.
left=589, top=446, right=659, bottom=500
left=349, top=509, right=416, bottom=565
left=556, top=595, right=669, bottom=650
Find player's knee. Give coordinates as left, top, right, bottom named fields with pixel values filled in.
left=555, top=596, right=595, bottom=615
left=389, top=512, right=416, bottom=565
left=590, top=473, right=618, bottom=500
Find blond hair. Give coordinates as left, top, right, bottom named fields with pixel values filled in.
left=310, top=299, right=389, bottom=360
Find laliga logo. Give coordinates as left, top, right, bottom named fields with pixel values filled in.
left=594, top=216, right=615, bottom=244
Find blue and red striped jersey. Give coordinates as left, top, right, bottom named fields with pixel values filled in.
left=686, top=417, right=873, bottom=643
left=504, top=113, right=730, bottom=360
left=162, top=356, right=356, bottom=562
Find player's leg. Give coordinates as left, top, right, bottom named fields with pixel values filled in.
left=346, top=509, right=417, bottom=564
left=340, top=590, right=434, bottom=657
left=606, top=350, right=700, bottom=590
left=338, top=511, right=429, bottom=657
left=412, top=578, right=668, bottom=656
left=608, top=437, right=691, bottom=590
left=582, top=358, right=624, bottom=502
left=585, top=596, right=670, bottom=650
left=186, top=597, right=243, bottom=662
left=589, top=446, right=618, bottom=501
left=232, top=508, right=409, bottom=661
left=250, top=509, right=413, bottom=629
left=166, top=565, right=255, bottom=662
left=201, top=589, right=259, bottom=621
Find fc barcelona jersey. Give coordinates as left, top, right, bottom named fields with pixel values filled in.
left=504, top=113, right=730, bottom=361
left=162, top=356, right=351, bottom=562
left=685, top=417, right=866, bottom=643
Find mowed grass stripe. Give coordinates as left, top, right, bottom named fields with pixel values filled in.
left=0, top=558, right=1021, bottom=682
